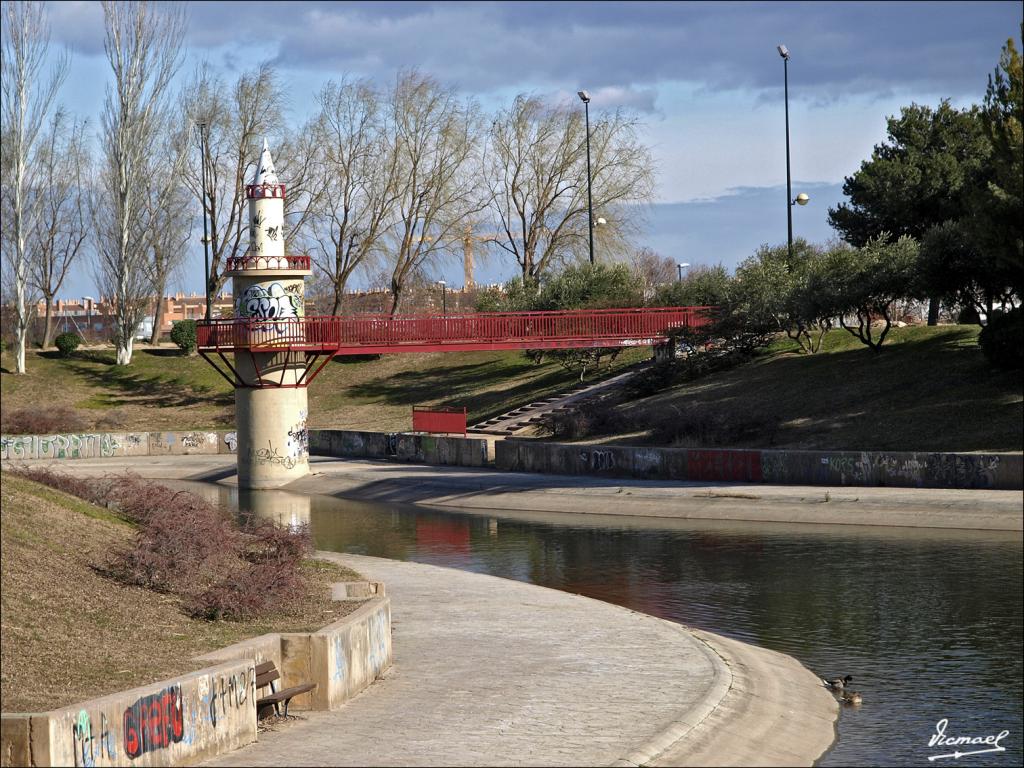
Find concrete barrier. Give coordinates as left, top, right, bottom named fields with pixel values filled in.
left=0, top=582, right=392, bottom=767
left=494, top=441, right=1023, bottom=491
left=1, top=660, right=256, bottom=767
left=309, top=429, right=493, bottom=468
left=0, top=431, right=238, bottom=461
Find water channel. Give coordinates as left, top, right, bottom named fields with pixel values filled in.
left=173, top=480, right=1022, bottom=767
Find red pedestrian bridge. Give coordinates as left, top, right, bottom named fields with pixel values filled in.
left=196, top=306, right=712, bottom=387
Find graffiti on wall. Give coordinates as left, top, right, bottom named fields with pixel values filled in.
left=72, top=710, right=117, bottom=767
left=122, top=686, right=185, bottom=760
left=199, top=669, right=252, bottom=730
left=367, top=610, right=390, bottom=678
left=0, top=433, right=122, bottom=461
left=224, top=432, right=238, bottom=451
left=235, top=282, right=301, bottom=321
left=333, top=635, right=349, bottom=684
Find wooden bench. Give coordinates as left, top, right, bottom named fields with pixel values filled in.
left=255, top=661, right=317, bottom=718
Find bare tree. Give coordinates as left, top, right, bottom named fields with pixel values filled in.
left=631, top=246, right=676, bottom=298
left=0, top=0, right=68, bottom=373
left=383, top=71, right=484, bottom=314
left=181, top=62, right=289, bottom=307
left=29, top=109, right=89, bottom=348
left=483, top=95, right=654, bottom=285
left=308, top=78, right=402, bottom=314
left=95, top=0, right=185, bottom=365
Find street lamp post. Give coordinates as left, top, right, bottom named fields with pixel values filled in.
left=677, top=262, right=690, bottom=282
left=438, top=280, right=447, bottom=314
left=198, top=122, right=212, bottom=319
left=578, top=90, right=594, bottom=265
left=777, top=44, right=795, bottom=263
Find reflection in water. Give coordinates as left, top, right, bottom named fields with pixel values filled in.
left=171, top=481, right=1023, bottom=768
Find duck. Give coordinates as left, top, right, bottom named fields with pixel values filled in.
left=841, top=691, right=863, bottom=706
left=823, top=675, right=853, bottom=691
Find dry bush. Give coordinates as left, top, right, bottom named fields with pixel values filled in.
left=7, top=468, right=312, bottom=621
left=1, top=406, right=88, bottom=435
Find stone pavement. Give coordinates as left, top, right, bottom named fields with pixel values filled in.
left=201, top=554, right=834, bottom=767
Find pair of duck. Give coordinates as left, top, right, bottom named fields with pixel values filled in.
left=824, top=675, right=862, bottom=706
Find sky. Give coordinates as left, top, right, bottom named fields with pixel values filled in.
left=29, top=0, right=1024, bottom=298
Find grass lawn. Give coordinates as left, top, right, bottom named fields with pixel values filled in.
left=0, top=474, right=363, bottom=713
left=581, top=325, right=1023, bottom=453
left=0, top=344, right=649, bottom=434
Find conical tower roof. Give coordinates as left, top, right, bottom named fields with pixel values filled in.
left=253, top=138, right=279, bottom=185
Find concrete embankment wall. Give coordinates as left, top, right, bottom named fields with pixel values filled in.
left=494, top=441, right=1024, bottom=490
left=0, top=430, right=238, bottom=460
left=4, top=427, right=1020, bottom=490
left=307, top=429, right=1022, bottom=491
left=0, top=584, right=392, bottom=768
left=308, top=428, right=494, bottom=467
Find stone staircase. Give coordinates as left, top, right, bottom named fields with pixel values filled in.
left=467, top=365, right=648, bottom=437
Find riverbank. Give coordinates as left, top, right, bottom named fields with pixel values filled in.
left=17, top=454, right=1022, bottom=531
left=202, top=553, right=837, bottom=767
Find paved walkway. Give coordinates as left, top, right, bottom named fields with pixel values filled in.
left=202, top=554, right=835, bottom=767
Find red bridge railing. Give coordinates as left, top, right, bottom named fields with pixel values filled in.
left=196, top=306, right=713, bottom=355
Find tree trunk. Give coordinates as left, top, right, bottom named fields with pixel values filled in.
left=42, top=297, right=56, bottom=348
left=927, top=296, right=940, bottom=326
left=117, top=336, right=134, bottom=366
left=149, top=274, right=167, bottom=345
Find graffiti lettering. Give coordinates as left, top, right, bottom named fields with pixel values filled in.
left=181, top=433, right=204, bottom=449
left=224, top=432, right=238, bottom=451
left=122, top=686, right=184, bottom=759
left=688, top=449, right=763, bottom=482
left=591, top=450, right=616, bottom=471
left=367, top=611, right=390, bottom=677
left=333, top=635, right=349, bottom=683
left=235, top=282, right=301, bottom=321
left=287, top=416, right=309, bottom=460
left=200, top=670, right=252, bottom=730
left=247, top=443, right=297, bottom=469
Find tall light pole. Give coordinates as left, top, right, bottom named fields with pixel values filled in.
left=438, top=280, right=447, bottom=314
left=198, top=122, right=212, bottom=319
left=578, top=90, right=594, bottom=265
left=677, top=262, right=690, bottom=282
left=777, top=44, right=794, bottom=263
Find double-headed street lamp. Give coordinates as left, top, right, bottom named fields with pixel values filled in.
left=677, top=262, right=691, bottom=282
left=197, top=122, right=212, bottom=319
left=777, top=45, right=810, bottom=263
left=578, top=89, right=595, bottom=265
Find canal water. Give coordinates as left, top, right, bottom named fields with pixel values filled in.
left=175, top=481, right=1022, bottom=767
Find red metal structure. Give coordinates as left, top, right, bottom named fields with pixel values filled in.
left=196, top=306, right=712, bottom=387
left=412, top=406, right=468, bottom=436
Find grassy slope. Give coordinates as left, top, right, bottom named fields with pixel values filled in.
left=0, top=345, right=649, bottom=433
left=593, top=325, right=1022, bottom=453
left=0, top=475, right=361, bottom=712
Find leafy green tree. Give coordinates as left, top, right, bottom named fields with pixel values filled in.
left=816, top=235, right=920, bottom=353
left=828, top=101, right=989, bottom=323
left=970, top=27, right=1023, bottom=299
left=651, top=264, right=733, bottom=308
left=534, top=262, right=644, bottom=310
left=733, top=239, right=832, bottom=354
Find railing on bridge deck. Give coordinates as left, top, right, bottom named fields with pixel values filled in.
left=195, top=307, right=713, bottom=355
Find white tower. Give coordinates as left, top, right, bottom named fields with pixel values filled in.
left=228, top=140, right=312, bottom=489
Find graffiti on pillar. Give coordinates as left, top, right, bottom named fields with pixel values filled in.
left=248, top=443, right=297, bottom=469
left=287, top=411, right=309, bottom=460
left=122, top=686, right=184, bottom=759
left=235, top=282, right=301, bottom=322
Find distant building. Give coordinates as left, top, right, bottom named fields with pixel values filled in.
left=36, top=293, right=234, bottom=340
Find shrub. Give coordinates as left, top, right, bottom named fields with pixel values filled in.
left=625, top=361, right=679, bottom=399
left=54, top=332, right=82, bottom=357
left=979, top=307, right=1023, bottom=370
left=170, top=320, right=197, bottom=355
left=8, top=468, right=312, bottom=621
left=0, top=405, right=88, bottom=435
